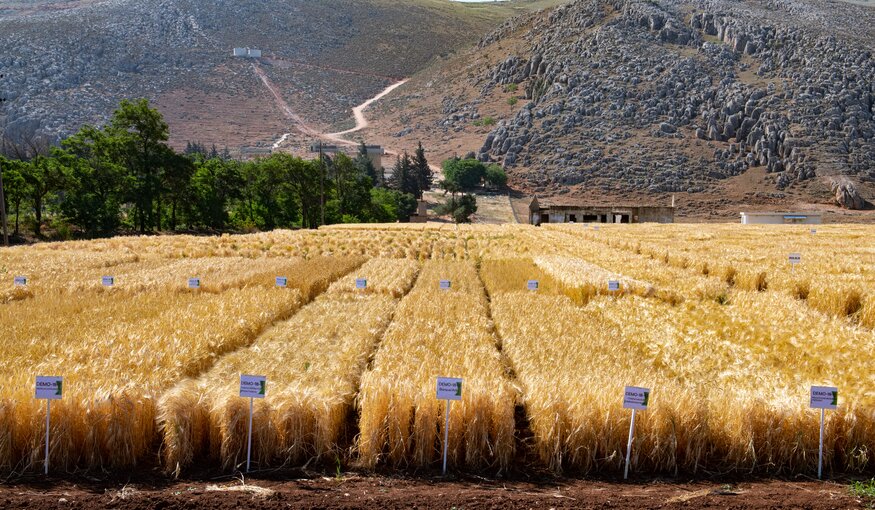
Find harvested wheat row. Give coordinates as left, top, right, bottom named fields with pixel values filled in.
left=159, top=258, right=419, bottom=475
left=357, top=260, right=517, bottom=470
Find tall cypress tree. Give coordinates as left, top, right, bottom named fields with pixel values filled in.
left=412, top=141, right=432, bottom=199
left=355, top=141, right=378, bottom=186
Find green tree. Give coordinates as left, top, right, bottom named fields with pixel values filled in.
left=23, top=153, right=65, bottom=236
left=389, top=152, right=418, bottom=196
left=412, top=141, right=432, bottom=199
left=484, top=164, right=508, bottom=188
left=442, top=158, right=486, bottom=190
left=369, top=187, right=417, bottom=222
left=329, top=153, right=373, bottom=221
left=190, top=157, right=242, bottom=229
left=56, top=126, right=129, bottom=236
left=106, top=98, right=174, bottom=232
left=0, top=157, right=29, bottom=236
left=355, top=142, right=378, bottom=186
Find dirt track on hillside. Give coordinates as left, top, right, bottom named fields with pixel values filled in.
left=0, top=473, right=868, bottom=509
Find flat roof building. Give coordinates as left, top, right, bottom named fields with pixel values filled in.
left=529, top=198, right=675, bottom=225
left=740, top=212, right=823, bottom=224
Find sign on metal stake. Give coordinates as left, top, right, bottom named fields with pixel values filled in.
left=527, top=280, right=539, bottom=291
left=439, top=280, right=451, bottom=291
left=240, top=375, right=267, bottom=473
left=622, top=386, right=650, bottom=480
left=356, top=278, right=367, bottom=290
left=275, top=277, right=287, bottom=287
left=436, top=377, right=462, bottom=475
left=35, top=376, right=62, bottom=475
left=810, top=386, right=838, bottom=480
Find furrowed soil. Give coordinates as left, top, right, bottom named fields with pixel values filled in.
left=0, top=472, right=869, bottom=509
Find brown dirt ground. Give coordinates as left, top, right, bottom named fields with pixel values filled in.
left=0, top=471, right=870, bottom=509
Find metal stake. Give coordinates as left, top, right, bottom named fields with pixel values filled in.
left=624, top=408, right=637, bottom=480
left=818, top=407, right=825, bottom=480
left=45, top=399, right=50, bottom=475
left=246, top=396, right=254, bottom=472
left=442, top=399, right=451, bottom=475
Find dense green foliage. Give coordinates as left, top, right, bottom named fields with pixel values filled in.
left=0, top=99, right=428, bottom=239
left=441, top=157, right=507, bottom=190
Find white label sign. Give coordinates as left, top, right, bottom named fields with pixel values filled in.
left=275, top=276, right=287, bottom=287
left=102, top=276, right=115, bottom=287
left=608, top=280, right=621, bottom=292
left=789, top=253, right=801, bottom=265
left=188, top=278, right=201, bottom=289
left=35, top=376, right=63, bottom=400
left=527, top=280, right=539, bottom=291
left=14, top=276, right=27, bottom=286
left=436, top=377, right=463, bottom=401
left=810, top=386, right=838, bottom=410
left=593, top=225, right=600, bottom=231
left=439, top=280, right=451, bottom=291
left=356, top=278, right=367, bottom=290
left=240, top=374, right=267, bottom=398
left=623, top=386, right=650, bottom=410
left=810, top=229, right=817, bottom=235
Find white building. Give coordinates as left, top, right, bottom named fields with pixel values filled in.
left=232, top=48, right=262, bottom=58
left=740, top=212, right=823, bottom=224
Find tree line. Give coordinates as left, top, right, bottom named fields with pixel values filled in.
left=0, top=99, right=435, bottom=240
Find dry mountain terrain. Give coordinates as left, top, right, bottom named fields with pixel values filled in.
left=362, top=0, right=875, bottom=220
left=0, top=0, right=558, bottom=153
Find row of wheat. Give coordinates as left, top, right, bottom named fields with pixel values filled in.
left=0, top=256, right=362, bottom=472
left=357, top=260, right=517, bottom=470
left=482, top=257, right=875, bottom=474
left=558, top=224, right=874, bottom=327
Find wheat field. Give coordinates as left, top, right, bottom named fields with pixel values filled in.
left=0, top=223, right=873, bottom=476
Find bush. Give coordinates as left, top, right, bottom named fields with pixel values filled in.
left=503, top=83, right=518, bottom=93
left=435, top=193, right=477, bottom=223
left=507, top=97, right=519, bottom=107
left=472, top=116, right=496, bottom=127
left=442, top=158, right=486, bottom=190
left=484, top=164, right=508, bottom=188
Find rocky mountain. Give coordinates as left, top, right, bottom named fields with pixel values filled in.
left=0, top=0, right=548, bottom=152
left=363, top=0, right=875, bottom=218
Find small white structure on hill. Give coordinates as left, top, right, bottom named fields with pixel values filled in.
left=740, top=212, right=823, bottom=224
left=232, top=48, right=262, bottom=58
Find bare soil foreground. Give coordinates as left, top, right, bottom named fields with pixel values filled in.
left=0, top=472, right=870, bottom=509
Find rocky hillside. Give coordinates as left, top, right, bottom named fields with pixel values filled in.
left=0, top=0, right=544, bottom=152
left=364, top=0, right=875, bottom=219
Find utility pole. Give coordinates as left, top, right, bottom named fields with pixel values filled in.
left=0, top=74, right=8, bottom=246
left=319, top=141, right=325, bottom=226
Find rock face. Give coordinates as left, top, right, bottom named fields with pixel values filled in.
left=832, top=180, right=869, bottom=210
left=461, top=0, right=875, bottom=205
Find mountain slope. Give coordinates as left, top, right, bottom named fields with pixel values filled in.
left=361, top=0, right=875, bottom=220
left=0, top=0, right=558, bottom=152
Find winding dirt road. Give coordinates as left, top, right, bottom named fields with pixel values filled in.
left=324, top=79, right=409, bottom=142
left=253, top=62, right=407, bottom=149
